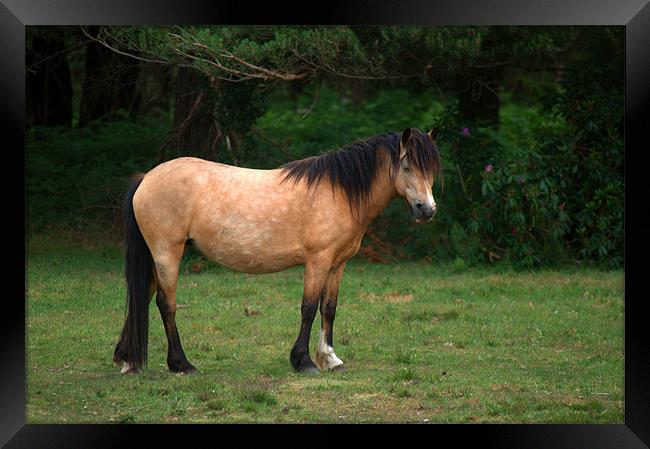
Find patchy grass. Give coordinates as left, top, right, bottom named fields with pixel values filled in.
left=26, top=233, right=624, bottom=423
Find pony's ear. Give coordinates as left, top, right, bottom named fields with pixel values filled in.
left=400, top=128, right=412, bottom=146
left=428, top=127, right=439, bottom=142
left=400, top=128, right=412, bottom=158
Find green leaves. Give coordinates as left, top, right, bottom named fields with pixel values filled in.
left=92, top=26, right=578, bottom=91
left=27, top=117, right=170, bottom=231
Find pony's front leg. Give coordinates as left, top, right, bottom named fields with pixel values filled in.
left=290, top=255, right=332, bottom=374
left=315, top=262, right=347, bottom=372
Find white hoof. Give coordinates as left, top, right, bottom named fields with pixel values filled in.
left=316, top=351, right=345, bottom=371
left=316, top=331, right=345, bottom=371
left=120, top=362, right=140, bottom=374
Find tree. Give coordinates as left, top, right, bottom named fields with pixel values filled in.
left=82, top=25, right=579, bottom=152
left=159, top=67, right=221, bottom=161
left=78, top=26, right=140, bottom=127
left=27, top=27, right=73, bottom=128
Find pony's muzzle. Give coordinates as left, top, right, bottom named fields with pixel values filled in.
left=414, top=202, right=436, bottom=222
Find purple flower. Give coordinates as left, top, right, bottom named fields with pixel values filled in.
left=517, top=176, right=525, bottom=185
left=484, top=164, right=493, bottom=173
left=461, top=127, right=471, bottom=137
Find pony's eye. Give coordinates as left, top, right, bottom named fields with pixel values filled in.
left=403, top=166, right=410, bottom=172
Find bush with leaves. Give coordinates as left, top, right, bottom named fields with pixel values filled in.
left=27, top=114, right=170, bottom=232
left=415, top=102, right=576, bottom=267
left=474, top=152, right=571, bottom=267
left=537, top=27, right=624, bottom=267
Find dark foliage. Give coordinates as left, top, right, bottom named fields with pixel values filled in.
left=26, top=26, right=623, bottom=269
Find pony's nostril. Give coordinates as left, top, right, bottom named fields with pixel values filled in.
left=416, top=203, right=424, bottom=210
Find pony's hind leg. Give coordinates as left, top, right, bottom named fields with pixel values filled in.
left=156, top=287, right=196, bottom=374
left=153, top=245, right=197, bottom=374
left=315, top=262, right=347, bottom=372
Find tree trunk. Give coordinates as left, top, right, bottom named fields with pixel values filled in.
left=133, top=63, right=173, bottom=119
left=26, top=28, right=73, bottom=128
left=456, top=31, right=503, bottom=128
left=78, top=26, right=140, bottom=127
left=349, top=79, right=365, bottom=106
left=159, top=67, right=220, bottom=161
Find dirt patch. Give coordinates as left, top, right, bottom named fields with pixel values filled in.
left=351, top=392, right=381, bottom=401
left=486, top=275, right=509, bottom=285
left=282, top=377, right=349, bottom=393
left=386, top=293, right=413, bottom=303
left=482, top=273, right=623, bottom=290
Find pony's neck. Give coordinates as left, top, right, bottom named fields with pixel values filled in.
left=359, top=147, right=398, bottom=225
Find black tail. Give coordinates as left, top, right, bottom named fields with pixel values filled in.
left=114, top=174, right=153, bottom=370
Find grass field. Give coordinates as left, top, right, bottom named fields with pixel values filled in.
left=26, top=233, right=624, bottom=424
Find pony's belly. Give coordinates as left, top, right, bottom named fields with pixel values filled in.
left=190, top=204, right=306, bottom=274
left=217, top=253, right=302, bottom=274
left=194, top=236, right=304, bottom=274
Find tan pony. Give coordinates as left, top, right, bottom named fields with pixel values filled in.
left=114, top=127, right=441, bottom=375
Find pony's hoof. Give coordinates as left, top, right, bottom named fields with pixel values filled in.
left=120, top=362, right=141, bottom=375
left=299, top=366, right=320, bottom=375
left=171, top=362, right=197, bottom=375
left=316, top=353, right=345, bottom=373
left=180, top=365, right=197, bottom=375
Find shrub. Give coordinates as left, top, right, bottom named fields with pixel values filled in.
left=474, top=152, right=571, bottom=267
left=27, top=114, right=170, bottom=232
left=538, top=28, right=624, bottom=267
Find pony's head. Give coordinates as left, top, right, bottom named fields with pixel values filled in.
left=391, top=127, right=442, bottom=224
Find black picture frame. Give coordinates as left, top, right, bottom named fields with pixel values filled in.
left=5, top=1, right=649, bottom=447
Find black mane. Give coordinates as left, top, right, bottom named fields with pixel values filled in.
left=280, top=129, right=441, bottom=213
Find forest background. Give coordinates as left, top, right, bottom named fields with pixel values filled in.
left=26, top=26, right=624, bottom=269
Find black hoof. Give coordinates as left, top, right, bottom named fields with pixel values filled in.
left=299, top=365, right=320, bottom=375
left=291, top=357, right=320, bottom=375
left=179, top=365, right=197, bottom=375
left=169, top=359, right=197, bottom=375
left=290, top=345, right=320, bottom=374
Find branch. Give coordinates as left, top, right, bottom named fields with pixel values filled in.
left=455, top=162, right=472, bottom=202
left=249, top=127, right=291, bottom=159
left=291, top=49, right=420, bottom=81
left=364, top=228, right=400, bottom=262
left=157, top=90, right=205, bottom=161
left=27, top=38, right=94, bottom=72
left=169, top=33, right=313, bottom=81
left=218, top=47, right=312, bottom=81
left=81, top=26, right=173, bottom=67
left=171, top=45, right=263, bottom=81
left=88, top=26, right=425, bottom=87
left=171, top=34, right=314, bottom=82
left=301, top=78, right=321, bottom=118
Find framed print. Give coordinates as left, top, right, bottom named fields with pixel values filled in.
left=4, top=0, right=650, bottom=447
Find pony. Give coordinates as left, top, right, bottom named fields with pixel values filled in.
left=113, top=127, right=441, bottom=375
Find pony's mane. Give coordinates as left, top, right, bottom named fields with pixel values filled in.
left=280, top=129, right=441, bottom=213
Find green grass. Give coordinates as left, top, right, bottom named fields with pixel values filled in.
left=26, top=232, right=624, bottom=423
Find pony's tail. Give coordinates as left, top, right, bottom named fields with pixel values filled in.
left=114, top=174, right=152, bottom=370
